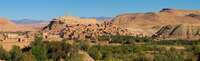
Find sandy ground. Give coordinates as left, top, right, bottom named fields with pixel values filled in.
left=0, top=41, right=30, bottom=51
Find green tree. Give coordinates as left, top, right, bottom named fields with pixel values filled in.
left=46, top=41, right=75, bottom=61
left=31, top=35, right=47, bottom=61
left=9, top=45, right=23, bottom=61
left=19, top=52, right=37, bottom=61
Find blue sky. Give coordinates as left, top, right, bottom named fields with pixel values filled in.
left=0, top=0, right=199, bottom=20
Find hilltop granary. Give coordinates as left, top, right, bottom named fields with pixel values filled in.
left=152, top=24, right=200, bottom=40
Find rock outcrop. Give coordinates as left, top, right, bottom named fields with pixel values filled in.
left=43, top=20, right=66, bottom=31
left=187, top=14, right=200, bottom=20
left=152, top=24, right=200, bottom=40
left=160, top=8, right=200, bottom=16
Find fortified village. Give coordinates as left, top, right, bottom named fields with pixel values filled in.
left=0, top=8, right=200, bottom=51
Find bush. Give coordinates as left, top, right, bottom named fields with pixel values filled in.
left=154, top=48, right=184, bottom=61
left=87, top=45, right=151, bottom=61
left=87, top=45, right=103, bottom=60
left=133, top=53, right=151, bottom=61
left=98, top=35, right=152, bottom=44
left=9, top=45, right=23, bottom=61
left=76, top=40, right=91, bottom=51
left=46, top=41, right=79, bottom=61
left=19, top=52, right=37, bottom=61
left=0, top=46, right=10, bottom=60
left=150, top=39, right=200, bottom=45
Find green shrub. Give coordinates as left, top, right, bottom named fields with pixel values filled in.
left=31, top=35, right=47, bottom=61
left=87, top=45, right=152, bottom=61
left=9, top=45, right=23, bottom=61
left=150, top=39, right=200, bottom=45
left=0, top=46, right=10, bottom=60
left=154, top=48, right=184, bottom=61
left=98, top=35, right=152, bottom=44
left=133, top=54, right=151, bottom=61
left=76, top=40, right=91, bottom=51
left=19, top=52, right=37, bottom=61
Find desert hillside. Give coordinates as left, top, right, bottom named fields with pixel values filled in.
left=0, top=17, right=38, bottom=32
left=0, top=17, right=17, bottom=31
left=112, top=8, right=200, bottom=36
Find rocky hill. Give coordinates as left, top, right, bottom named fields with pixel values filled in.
left=42, top=16, right=132, bottom=41
left=112, top=8, right=200, bottom=36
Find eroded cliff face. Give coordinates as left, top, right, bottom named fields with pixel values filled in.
left=152, top=24, right=200, bottom=40
left=112, top=8, right=200, bottom=36
left=43, top=20, right=66, bottom=31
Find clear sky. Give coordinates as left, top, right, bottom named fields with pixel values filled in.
left=0, top=0, right=199, bottom=20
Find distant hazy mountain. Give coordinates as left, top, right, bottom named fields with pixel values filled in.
left=12, top=17, right=113, bottom=24
left=0, top=18, right=40, bottom=32
left=11, top=19, right=50, bottom=30
left=80, top=16, right=113, bottom=21
left=12, top=19, right=50, bottom=24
